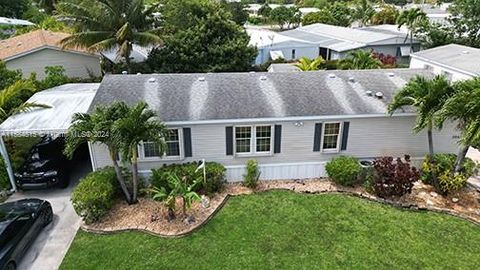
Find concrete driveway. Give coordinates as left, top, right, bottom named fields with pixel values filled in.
left=6, top=161, right=90, bottom=270
left=467, top=147, right=480, bottom=189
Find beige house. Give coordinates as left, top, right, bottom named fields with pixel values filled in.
left=0, top=30, right=102, bottom=79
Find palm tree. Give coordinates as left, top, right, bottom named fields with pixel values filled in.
left=388, top=75, right=454, bottom=158
left=114, top=102, right=167, bottom=203
left=396, top=8, right=427, bottom=53
left=353, top=0, right=376, bottom=27
left=57, top=0, right=162, bottom=71
left=0, top=80, right=50, bottom=122
left=294, top=57, right=325, bottom=71
left=436, top=77, right=480, bottom=173
left=339, top=50, right=382, bottom=70
left=64, top=102, right=133, bottom=203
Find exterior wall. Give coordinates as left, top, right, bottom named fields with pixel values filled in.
left=5, top=48, right=102, bottom=79
left=90, top=116, right=460, bottom=182
left=409, top=57, right=474, bottom=82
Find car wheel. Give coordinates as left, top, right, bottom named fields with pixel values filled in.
left=5, top=262, right=16, bottom=270
left=41, top=207, right=53, bottom=226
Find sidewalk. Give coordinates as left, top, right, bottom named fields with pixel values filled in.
left=466, top=147, right=480, bottom=189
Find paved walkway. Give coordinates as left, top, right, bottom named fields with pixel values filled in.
left=466, top=147, right=480, bottom=189
left=7, top=162, right=90, bottom=270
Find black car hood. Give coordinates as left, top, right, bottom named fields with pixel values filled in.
left=21, top=159, right=54, bottom=174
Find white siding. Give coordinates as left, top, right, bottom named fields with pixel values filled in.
left=90, top=116, right=461, bottom=181
left=409, top=57, right=474, bottom=82
left=6, top=48, right=102, bottom=79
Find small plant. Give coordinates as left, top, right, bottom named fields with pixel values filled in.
left=243, top=159, right=260, bottom=189
left=71, top=168, right=117, bottom=224
left=325, top=156, right=362, bottom=186
left=372, top=155, right=419, bottom=198
left=421, top=153, right=477, bottom=193
left=151, top=173, right=201, bottom=220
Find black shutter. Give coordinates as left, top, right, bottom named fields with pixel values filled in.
left=341, top=122, right=350, bottom=151
left=274, top=125, right=282, bottom=154
left=313, top=123, right=322, bottom=152
left=226, top=126, right=233, bottom=155
left=183, top=128, right=192, bottom=157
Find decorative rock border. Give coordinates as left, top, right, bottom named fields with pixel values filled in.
left=81, top=186, right=480, bottom=238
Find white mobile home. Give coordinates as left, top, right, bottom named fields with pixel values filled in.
left=87, top=69, right=459, bottom=181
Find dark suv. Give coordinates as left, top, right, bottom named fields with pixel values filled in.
left=14, top=136, right=70, bottom=189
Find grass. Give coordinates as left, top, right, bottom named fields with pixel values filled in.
left=61, top=191, right=480, bottom=270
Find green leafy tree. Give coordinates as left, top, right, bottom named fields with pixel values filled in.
left=0, top=0, right=30, bottom=18
left=437, top=77, right=480, bottom=173
left=416, top=21, right=454, bottom=49
left=0, top=80, right=49, bottom=122
left=0, top=61, right=22, bottom=90
left=64, top=102, right=133, bottom=203
left=40, top=66, right=69, bottom=89
left=396, top=8, right=427, bottom=51
left=353, top=0, right=376, bottom=27
left=302, top=2, right=352, bottom=27
left=371, top=4, right=399, bottom=25
left=35, top=0, right=57, bottom=14
left=57, top=0, right=162, bottom=71
left=269, top=6, right=297, bottom=29
left=448, top=0, right=480, bottom=48
left=147, top=0, right=256, bottom=73
left=114, top=102, right=168, bottom=203
left=151, top=173, right=201, bottom=219
left=339, top=50, right=382, bottom=70
left=294, top=56, right=325, bottom=71
left=221, top=1, right=248, bottom=25
left=258, top=3, right=272, bottom=17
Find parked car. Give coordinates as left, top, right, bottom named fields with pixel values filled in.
left=14, top=136, right=71, bottom=189
left=0, top=199, right=53, bottom=270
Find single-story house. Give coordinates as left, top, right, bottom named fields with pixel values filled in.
left=0, top=30, right=102, bottom=79
left=410, top=44, right=480, bottom=81
left=249, top=23, right=420, bottom=65
left=85, top=69, right=459, bottom=181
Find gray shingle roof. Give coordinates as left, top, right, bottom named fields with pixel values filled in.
left=411, top=44, right=480, bottom=76
left=90, top=69, right=433, bottom=122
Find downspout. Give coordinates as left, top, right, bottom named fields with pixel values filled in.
left=0, top=135, right=17, bottom=192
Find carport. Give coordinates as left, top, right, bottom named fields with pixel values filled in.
left=0, top=83, right=99, bottom=192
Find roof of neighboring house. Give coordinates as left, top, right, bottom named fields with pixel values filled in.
left=411, top=44, right=480, bottom=76
left=0, top=17, right=34, bottom=26
left=0, top=83, right=100, bottom=135
left=267, top=63, right=300, bottom=73
left=0, top=30, right=95, bottom=61
left=247, top=28, right=314, bottom=49
left=101, top=44, right=153, bottom=64
left=90, top=69, right=432, bottom=123
left=359, top=24, right=409, bottom=36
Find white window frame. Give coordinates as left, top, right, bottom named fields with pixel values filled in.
left=139, top=128, right=184, bottom=161
left=320, top=122, right=342, bottom=153
left=234, top=125, right=273, bottom=157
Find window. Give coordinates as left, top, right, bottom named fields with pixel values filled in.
left=141, top=129, right=182, bottom=159
left=322, top=122, right=341, bottom=152
left=291, top=49, right=296, bottom=59
left=235, top=125, right=272, bottom=155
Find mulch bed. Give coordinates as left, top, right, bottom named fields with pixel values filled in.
left=82, top=179, right=480, bottom=237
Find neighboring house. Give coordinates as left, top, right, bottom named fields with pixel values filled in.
left=0, top=30, right=102, bottom=79
left=245, top=4, right=318, bottom=17
left=86, top=69, right=459, bottom=181
left=267, top=63, right=300, bottom=73
left=249, top=23, right=420, bottom=65
left=410, top=44, right=480, bottom=81
left=101, top=44, right=152, bottom=64
left=401, top=4, right=451, bottom=25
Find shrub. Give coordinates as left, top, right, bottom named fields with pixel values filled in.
left=325, top=156, right=362, bottom=186
left=151, top=161, right=226, bottom=195
left=372, top=155, right=419, bottom=198
left=421, top=153, right=478, bottom=193
left=0, top=157, right=10, bottom=191
left=71, top=168, right=117, bottom=224
left=243, top=159, right=260, bottom=189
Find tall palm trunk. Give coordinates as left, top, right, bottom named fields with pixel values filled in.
left=109, top=148, right=132, bottom=204
left=427, top=122, right=434, bottom=158
left=130, top=146, right=139, bottom=203
left=454, top=144, right=470, bottom=173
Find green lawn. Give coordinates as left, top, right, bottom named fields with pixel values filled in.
left=61, top=191, right=480, bottom=270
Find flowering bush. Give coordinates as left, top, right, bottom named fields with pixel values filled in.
left=372, top=155, right=419, bottom=198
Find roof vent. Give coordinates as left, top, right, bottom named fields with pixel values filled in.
left=148, top=77, right=156, bottom=83
left=375, top=92, right=384, bottom=99
left=198, top=77, right=206, bottom=82
left=366, top=90, right=373, bottom=96
left=462, top=50, right=470, bottom=54
left=328, top=73, right=336, bottom=78
left=136, top=72, right=142, bottom=75
left=259, top=76, right=267, bottom=81
left=122, top=71, right=128, bottom=75
left=249, top=71, right=256, bottom=74
left=348, top=77, right=355, bottom=82
left=387, top=72, right=395, bottom=77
